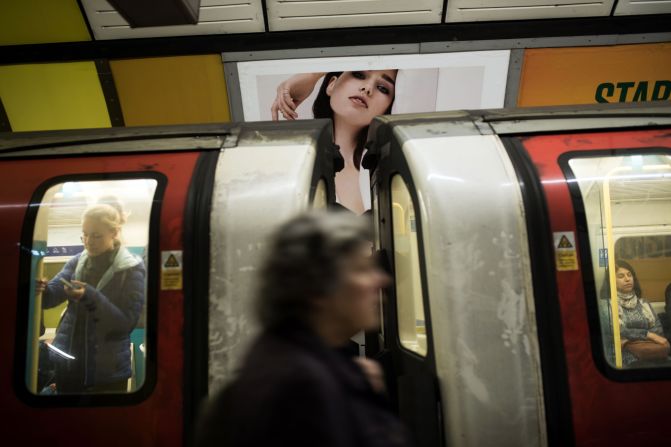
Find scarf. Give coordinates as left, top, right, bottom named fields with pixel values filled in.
left=82, top=242, right=120, bottom=288
left=618, top=290, right=656, bottom=328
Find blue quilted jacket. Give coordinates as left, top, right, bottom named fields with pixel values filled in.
left=43, top=247, right=145, bottom=386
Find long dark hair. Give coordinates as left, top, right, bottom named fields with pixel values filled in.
left=312, top=71, right=394, bottom=170
left=600, top=259, right=643, bottom=299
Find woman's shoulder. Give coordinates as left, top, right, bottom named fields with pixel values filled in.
left=64, top=252, right=84, bottom=268
left=115, top=247, right=145, bottom=270
left=243, top=331, right=340, bottom=387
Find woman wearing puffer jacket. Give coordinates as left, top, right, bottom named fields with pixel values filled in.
left=36, top=199, right=145, bottom=394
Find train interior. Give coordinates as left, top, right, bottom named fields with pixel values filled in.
left=569, top=154, right=671, bottom=358
left=27, top=179, right=157, bottom=394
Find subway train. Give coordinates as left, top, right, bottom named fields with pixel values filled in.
left=1, top=104, right=670, bottom=447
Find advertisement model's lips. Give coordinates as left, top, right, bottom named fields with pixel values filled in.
left=349, top=95, right=368, bottom=108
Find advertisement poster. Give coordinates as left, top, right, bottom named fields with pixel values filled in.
left=236, top=51, right=510, bottom=214
left=518, top=42, right=671, bottom=107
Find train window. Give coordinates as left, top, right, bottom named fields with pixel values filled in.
left=312, top=178, right=327, bottom=209
left=391, top=175, right=427, bottom=357
left=24, top=178, right=158, bottom=395
left=568, top=154, right=671, bottom=369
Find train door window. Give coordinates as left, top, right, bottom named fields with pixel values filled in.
left=24, top=178, right=158, bottom=395
left=567, top=154, right=671, bottom=369
left=391, top=175, right=427, bottom=356
left=372, top=181, right=385, bottom=341
left=312, top=178, right=327, bottom=209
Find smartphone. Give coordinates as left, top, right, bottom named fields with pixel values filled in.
left=59, top=277, right=81, bottom=290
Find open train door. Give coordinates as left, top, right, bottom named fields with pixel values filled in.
left=366, top=118, right=445, bottom=447
left=367, top=111, right=553, bottom=447
left=190, top=119, right=338, bottom=411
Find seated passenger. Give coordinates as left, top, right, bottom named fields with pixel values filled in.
left=601, top=260, right=670, bottom=367
left=36, top=200, right=145, bottom=393
left=196, top=211, right=411, bottom=447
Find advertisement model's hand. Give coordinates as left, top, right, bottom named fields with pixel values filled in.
left=271, top=73, right=324, bottom=121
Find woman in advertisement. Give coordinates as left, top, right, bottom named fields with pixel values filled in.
left=271, top=70, right=397, bottom=215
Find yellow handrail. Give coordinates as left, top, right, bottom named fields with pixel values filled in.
left=29, top=261, right=44, bottom=393
left=601, top=167, right=630, bottom=368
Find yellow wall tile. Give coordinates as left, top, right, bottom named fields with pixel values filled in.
left=0, top=62, right=111, bottom=131
left=111, top=55, right=231, bottom=126
left=0, top=0, right=90, bottom=46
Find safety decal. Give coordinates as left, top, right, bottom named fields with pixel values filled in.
left=161, top=250, right=183, bottom=290
left=553, top=231, right=579, bottom=271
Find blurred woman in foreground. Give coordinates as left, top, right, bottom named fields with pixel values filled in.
left=197, top=211, right=411, bottom=447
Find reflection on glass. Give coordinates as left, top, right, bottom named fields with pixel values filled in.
left=391, top=175, right=427, bottom=357
left=569, top=155, right=671, bottom=369
left=27, top=179, right=157, bottom=395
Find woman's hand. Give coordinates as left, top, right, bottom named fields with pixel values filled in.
left=35, top=278, right=48, bottom=294
left=64, top=280, right=87, bottom=301
left=353, top=357, right=386, bottom=394
left=271, top=73, right=324, bottom=121
left=648, top=332, right=670, bottom=347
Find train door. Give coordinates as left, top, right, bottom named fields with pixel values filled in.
left=369, top=116, right=549, bottom=447
left=515, top=128, right=671, bottom=446
left=373, top=138, right=443, bottom=447
left=0, top=137, right=211, bottom=447
left=204, top=121, right=336, bottom=395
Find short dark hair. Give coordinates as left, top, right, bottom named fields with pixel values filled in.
left=312, top=71, right=394, bottom=170
left=256, top=211, right=372, bottom=330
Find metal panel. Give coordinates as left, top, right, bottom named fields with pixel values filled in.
left=393, top=126, right=547, bottom=446
left=80, top=0, right=264, bottom=40
left=223, top=43, right=420, bottom=62
left=207, top=124, right=326, bottom=391
left=504, top=49, right=524, bottom=108
left=488, top=115, right=671, bottom=134
left=420, top=33, right=671, bottom=53
left=615, top=0, right=671, bottom=15
left=445, top=0, right=614, bottom=22
left=223, top=61, right=245, bottom=122
left=106, top=0, right=201, bottom=26
left=0, top=97, right=11, bottom=132
left=266, top=0, right=443, bottom=31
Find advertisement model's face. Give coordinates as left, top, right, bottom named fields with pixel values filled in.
left=326, top=70, right=397, bottom=128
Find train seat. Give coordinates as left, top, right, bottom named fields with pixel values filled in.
left=626, top=257, right=671, bottom=304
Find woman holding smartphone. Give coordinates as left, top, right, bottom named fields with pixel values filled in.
left=36, top=199, right=145, bottom=394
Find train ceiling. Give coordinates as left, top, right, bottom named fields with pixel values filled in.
left=2, top=0, right=671, bottom=46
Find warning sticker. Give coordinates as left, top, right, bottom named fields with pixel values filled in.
left=161, top=250, right=183, bottom=290
left=553, top=231, right=579, bottom=271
